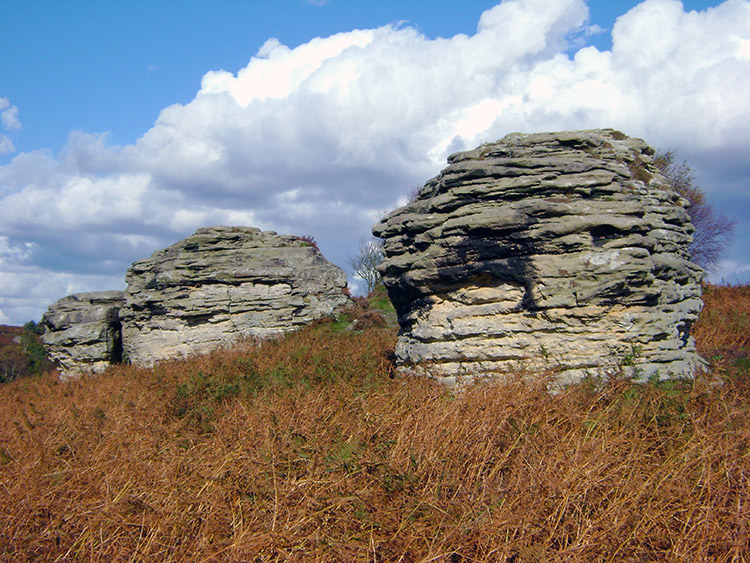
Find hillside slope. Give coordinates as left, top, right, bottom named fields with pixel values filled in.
left=0, top=286, right=748, bottom=561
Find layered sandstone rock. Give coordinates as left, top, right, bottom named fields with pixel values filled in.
left=373, top=130, right=705, bottom=385
left=41, top=226, right=351, bottom=375
left=41, top=291, right=125, bottom=377
left=120, top=226, right=350, bottom=366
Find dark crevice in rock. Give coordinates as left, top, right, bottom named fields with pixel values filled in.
left=110, top=318, right=123, bottom=364
left=590, top=224, right=621, bottom=246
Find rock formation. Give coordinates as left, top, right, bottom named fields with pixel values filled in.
left=373, top=129, right=705, bottom=385
left=120, top=226, right=350, bottom=366
left=41, top=291, right=125, bottom=377
left=41, top=226, right=350, bottom=374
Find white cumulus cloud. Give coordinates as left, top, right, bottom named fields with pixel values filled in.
left=0, top=0, right=749, bottom=324
left=1, top=106, right=20, bottom=131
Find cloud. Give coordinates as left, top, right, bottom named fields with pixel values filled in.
left=0, top=234, right=125, bottom=324
left=0, top=98, right=20, bottom=156
left=714, top=258, right=750, bottom=284
left=0, top=0, right=749, bottom=324
left=0, top=135, right=14, bottom=155
left=0, top=98, right=21, bottom=131
left=1, top=106, right=20, bottom=131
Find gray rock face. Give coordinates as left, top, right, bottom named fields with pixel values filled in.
left=41, top=291, right=125, bottom=377
left=120, top=226, right=350, bottom=366
left=373, top=130, right=705, bottom=385
left=40, top=226, right=351, bottom=376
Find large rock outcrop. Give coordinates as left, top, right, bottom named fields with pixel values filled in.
left=40, top=226, right=350, bottom=375
left=373, top=129, right=705, bottom=385
left=41, top=291, right=125, bottom=377
left=120, top=226, right=350, bottom=366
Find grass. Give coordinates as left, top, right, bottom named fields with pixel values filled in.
left=0, top=285, right=748, bottom=561
left=693, top=283, right=750, bottom=354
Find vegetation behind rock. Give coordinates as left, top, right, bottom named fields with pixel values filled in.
left=0, top=321, right=51, bottom=383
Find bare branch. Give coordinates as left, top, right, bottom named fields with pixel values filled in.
left=348, top=237, right=384, bottom=294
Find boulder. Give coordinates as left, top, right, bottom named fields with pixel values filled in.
left=40, top=291, right=125, bottom=377
left=373, top=129, right=705, bottom=385
left=120, top=226, right=350, bottom=366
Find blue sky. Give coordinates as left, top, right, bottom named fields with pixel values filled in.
left=0, top=0, right=748, bottom=324
left=0, top=0, right=719, bottom=154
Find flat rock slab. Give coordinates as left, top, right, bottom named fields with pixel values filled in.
left=374, top=129, right=705, bottom=385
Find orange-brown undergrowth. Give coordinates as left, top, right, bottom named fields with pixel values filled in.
left=693, top=283, right=750, bottom=355
left=1, top=286, right=749, bottom=562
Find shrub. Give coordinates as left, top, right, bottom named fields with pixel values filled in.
left=296, top=234, right=319, bottom=251
left=0, top=321, right=51, bottom=383
left=339, top=295, right=388, bottom=330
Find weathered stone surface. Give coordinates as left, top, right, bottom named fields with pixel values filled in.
left=373, top=129, right=705, bottom=385
left=120, top=226, right=350, bottom=366
left=41, top=291, right=124, bottom=377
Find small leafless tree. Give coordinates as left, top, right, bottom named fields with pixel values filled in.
left=349, top=237, right=384, bottom=294
left=654, top=150, right=735, bottom=272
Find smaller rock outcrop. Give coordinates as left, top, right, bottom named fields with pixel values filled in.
left=374, top=129, right=705, bottom=385
left=41, top=291, right=124, bottom=377
left=41, top=227, right=351, bottom=375
left=120, top=226, right=350, bottom=366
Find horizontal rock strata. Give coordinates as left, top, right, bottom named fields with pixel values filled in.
left=373, top=129, right=705, bottom=385
left=120, top=226, right=350, bottom=366
left=41, top=291, right=125, bottom=377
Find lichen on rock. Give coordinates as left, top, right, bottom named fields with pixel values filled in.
left=373, top=129, right=705, bottom=385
